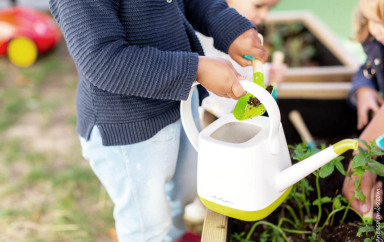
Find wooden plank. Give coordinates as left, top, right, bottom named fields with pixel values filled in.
left=201, top=209, right=228, bottom=242
left=284, top=66, right=356, bottom=83
left=277, top=82, right=351, bottom=99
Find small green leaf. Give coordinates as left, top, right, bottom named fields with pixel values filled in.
left=335, top=160, right=348, bottom=176
left=367, top=161, right=384, bottom=176
left=319, top=163, right=334, bottom=178
left=333, top=197, right=342, bottom=209
left=353, top=152, right=369, bottom=168
left=355, top=189, right=366, bottom=202
left=353, top=167, right=366, bottom=176
left=358, top=225, right=375, bottom=233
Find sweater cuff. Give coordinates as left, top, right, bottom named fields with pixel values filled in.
left=179, top=52, right=200, bottom=101
left=209, top=8, right=256, bottom=53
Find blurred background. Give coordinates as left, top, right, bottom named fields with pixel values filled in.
left=0, top=0, right=363, bottom=241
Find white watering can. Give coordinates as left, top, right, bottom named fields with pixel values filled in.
left=180, top=81, right=358, bottom=221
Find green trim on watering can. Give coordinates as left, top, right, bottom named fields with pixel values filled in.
left=199, top=186, right=292, bottom=221
left=333, top=139, right=358, bottom=155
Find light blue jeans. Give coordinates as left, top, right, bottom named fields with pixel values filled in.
left=79, top=91, right=200, bottom=242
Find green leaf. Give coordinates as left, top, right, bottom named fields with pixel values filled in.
left=335, top=160, right=348, bottom=176
left=355, top=189, right=366, bottom=202
left=353, top=152, right=369, bottom=168
left=333, top=197, right=342, bottom=209
left=371, top=147, right=384, bottom=156
left=353, top=167, right=366, bottom=177
left=277, top=236, right=284, bottom=242
left=319, top=163, right=334, bottom=178
left=367, top=161, right=384, bottom=176
left=358, top=225, right=375, bottom=233
left=363, top=238, right=372, bottom=242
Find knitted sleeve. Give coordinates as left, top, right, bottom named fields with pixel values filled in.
left=49, top=0, right=198, bottom=101
left=183, top=0, right=256, bottom=53
left=348, top=66, right=378, bottom=106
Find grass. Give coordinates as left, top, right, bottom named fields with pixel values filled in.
left=0, top=43, right=114, bottom=241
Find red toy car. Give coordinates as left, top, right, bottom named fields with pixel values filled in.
left=0, top=6, right=61, bottom=67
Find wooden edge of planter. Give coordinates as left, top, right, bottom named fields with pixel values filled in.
left=284, top=66, right=356, bottom=83
left=201, top=209, right=228, bottom=242
left=277, top=82, right=351, bottom=99
left=267, top=10, right=361, bottom=69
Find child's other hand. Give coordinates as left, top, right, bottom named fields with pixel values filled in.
left=196, top=56, right=247, bottom=99
left=268, top=63, right=287, bottom=86
left=228, top=28, right=269, bottom=66
left=356, top=87, right=384, bottom=130
left=342, top=160, right=383, bottom=217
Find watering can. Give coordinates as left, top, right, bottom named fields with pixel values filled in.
left=180, top=81, right=358, bottom=221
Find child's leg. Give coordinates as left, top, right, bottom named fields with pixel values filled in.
left=165, top=90, right=201, bottom=241
left=80, top=122, right=182, bottom=242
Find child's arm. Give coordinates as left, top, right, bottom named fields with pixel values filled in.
left=184, top=0, right=268, bottom=64
left=349, top=67, right=384, bottom=129
left=50, top=0, right=201, bottom=101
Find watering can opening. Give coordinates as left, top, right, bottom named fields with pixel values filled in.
left=210, top=122, right=261, bottom=144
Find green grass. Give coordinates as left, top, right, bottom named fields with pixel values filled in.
left=0, top=44, right=114, bottom=241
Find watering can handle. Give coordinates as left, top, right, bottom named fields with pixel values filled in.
left=180, top=80, right=281, bottom=154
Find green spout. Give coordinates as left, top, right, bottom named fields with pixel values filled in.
left=333, top=139, right=358, bottom=155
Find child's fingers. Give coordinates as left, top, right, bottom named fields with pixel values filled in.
left=357, top=108, right=369, bottom=130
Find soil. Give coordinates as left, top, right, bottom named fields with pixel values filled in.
left=247, top=85, right=274, bottom=107
left=227, top=139, right=384, bottom=242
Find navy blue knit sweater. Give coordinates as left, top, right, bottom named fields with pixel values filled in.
left=49, top=0, right=255, bottom=145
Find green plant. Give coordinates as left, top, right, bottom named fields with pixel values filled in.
left=232, top=140, right=384, bottom=241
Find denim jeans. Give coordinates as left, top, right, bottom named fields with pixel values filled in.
left=79, top=90, right=200, bottom=242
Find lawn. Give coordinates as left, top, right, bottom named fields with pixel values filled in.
left=0, top=41, right=115, bottom=242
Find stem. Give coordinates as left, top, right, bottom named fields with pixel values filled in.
left=313, top=173, right=322, bottom=230
left=293, top=194, right=304, bottom=225
left=278, top=217, right=297, bottom=228
left=281, top=228, right=312, bottom=234
left=301, top=180, right=312, bottom=219
left=317, top=207, right=346, bottom=232
left=246, top=221, right=289, bottom=241
left=286, top=205, right=300, bottom=228
left=340, top=176, right=362, bottom=223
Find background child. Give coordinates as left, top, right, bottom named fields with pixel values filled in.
left=343, top=0, right=384, bottom=217
left=49, top=0, right=268, bottom=241
left=198, top=0, right=286, bottom=121
left=348, top=0, right=384, bottom=130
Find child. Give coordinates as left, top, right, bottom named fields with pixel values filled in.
left=198, top=0, right=286, bottom=120
left=184, top=0, right=285, bottom=225
left=49, top=0, right=268, bottom=241
left=348, top=0, right=384, bottom=130
left=343, top=0, right=384, bottom=217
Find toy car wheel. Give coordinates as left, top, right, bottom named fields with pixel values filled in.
left=7, top=37, right=38, bottom=67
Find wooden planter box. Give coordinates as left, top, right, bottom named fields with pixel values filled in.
left=263, top=11, right=361, bottom=144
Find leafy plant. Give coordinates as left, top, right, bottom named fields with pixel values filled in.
left=232, top=140, right=384, bottom=241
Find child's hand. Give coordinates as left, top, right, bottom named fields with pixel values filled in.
left=356, top=87, right=384, bottom=130
left=268, top=63, right=287, bottom=86
left=227, top=28, right=269, bottom=66
left=196, top=56, right=247, bottom=99
left=342, top=159, right=383, bottom=216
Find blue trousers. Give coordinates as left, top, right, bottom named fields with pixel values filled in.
left=79, top=91, right=200, bottom=242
